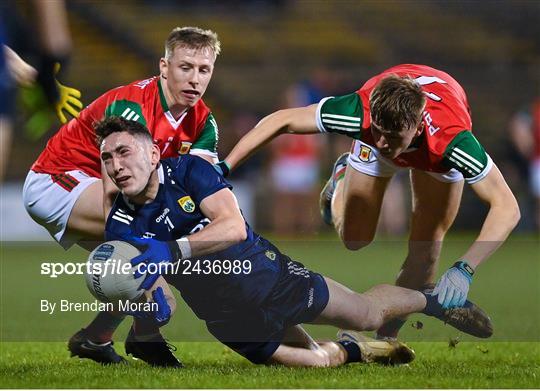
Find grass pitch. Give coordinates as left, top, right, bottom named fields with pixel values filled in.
left=0, top=342, right=538, bottom=388
left=1, top=234, right=539, bottom=388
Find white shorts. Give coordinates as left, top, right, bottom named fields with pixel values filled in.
left=22, top=170, right=100, bottom=249
left=348, top=140, right=464, bottom=183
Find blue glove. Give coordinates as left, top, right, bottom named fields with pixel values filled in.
left=124, top=287, right=171, bottom=326
left=213, top=160, right=230, bottom=178
left=128, top=236, right=181, bottom=290
left=433, top=261, right=474, bottom=309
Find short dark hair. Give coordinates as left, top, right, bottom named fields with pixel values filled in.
left=370, top=75, right=426, bottom=134
left=94, top=116, right=153, bottom=146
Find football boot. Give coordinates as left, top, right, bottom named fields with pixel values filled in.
left=124, top=327, right=183, bottom=368
left=337, top=330, right=415, bottom=365
left=319, top=153, right=349, bottom=226
left=68, top=329, right=127, bottom=365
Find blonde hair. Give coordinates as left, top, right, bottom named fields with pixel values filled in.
left=164, top=26, right=221, bottom=60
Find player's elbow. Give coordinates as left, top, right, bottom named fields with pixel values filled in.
left=228, top=218, right=247, bottom=243
left=508, top=199, right=521, bottom=230
left=496, top=193, right=521, bottom=231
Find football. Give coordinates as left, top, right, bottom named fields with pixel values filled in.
left=85, top=241, right=145, bottom=302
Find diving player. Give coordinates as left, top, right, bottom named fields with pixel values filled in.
left=218, top=64, right=520, bottom=340
left=23, top=26, right=222, bottom=366
left=98, top=116, right=493, bottom=367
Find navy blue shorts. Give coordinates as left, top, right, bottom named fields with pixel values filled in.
left=206, top=255, right=329, bottom=364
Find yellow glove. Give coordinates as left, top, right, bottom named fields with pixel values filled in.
left=54, top=63, right=83, bottom=124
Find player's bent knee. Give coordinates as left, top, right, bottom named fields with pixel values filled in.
left=339, top=229, right=373, bottom=251
left=342, top=239, right=372, bottom=251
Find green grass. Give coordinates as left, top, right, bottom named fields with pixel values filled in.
left=0, top=342, right=538, bottom=388
left=1, top=234, right=539, bottom=388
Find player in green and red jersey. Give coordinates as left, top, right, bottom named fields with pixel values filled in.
left=24, top=27, right=220, bottom=250
left=220, top=64, right=520, bottom=340
left=23, top=27, right=221, bottom=367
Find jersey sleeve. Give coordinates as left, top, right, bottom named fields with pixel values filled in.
left=104, top=99, right=147, bottom=125
left=191, top=113, right=218, bottom=159
left=316, top=92, right=363, bottom=139
left=184, top=156, right=231, bottom=205
left=442, top=131, right=493, bottom=184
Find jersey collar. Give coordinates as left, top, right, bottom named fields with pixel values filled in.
left=157, top=77, right=170, bottom=113
left=158, top=78, right=188, bottom=130
left=157, top=164, right=165, bottom=184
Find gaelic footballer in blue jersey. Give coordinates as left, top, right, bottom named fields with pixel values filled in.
left=97, top=116, right=493, bottom=367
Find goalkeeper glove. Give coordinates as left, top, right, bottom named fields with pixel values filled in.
left=53, top=63, right=83, bottom=124
left=433, top=261, right=474, bottom=309
left=22, top=62, right=83, bottom=140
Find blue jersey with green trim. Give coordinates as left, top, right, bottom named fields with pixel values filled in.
left=105, top=155, right=285, bottom=320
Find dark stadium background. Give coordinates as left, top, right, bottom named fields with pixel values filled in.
left=3, top=0, right=539, bottom=234
left=0, top=3, right=539, bottom=387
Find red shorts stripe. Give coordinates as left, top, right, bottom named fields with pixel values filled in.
left=52, top=173, right=80, bottom=192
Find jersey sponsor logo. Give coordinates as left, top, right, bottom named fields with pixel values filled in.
left=321, top=113, right=361, bottom=133
left=143, top=232, right=156, bottom=238
left=448, top=147, right=485, bottom=176
left=179, top=141, right=192, bottom=155
left=155, top=208, right=170, bottom=223
left=178, top=196, right=195, bottom=213
left=112, top=208, right=134, bottom=225
left=359, top=145, right=372, bottom=162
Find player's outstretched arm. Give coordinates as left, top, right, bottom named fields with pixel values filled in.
left=128, top=188, right=247, bottom=289
left=224, top=104, right=319, bottom=172
left=434, top=164, right=520, bottom=308
left=3, top=45, right=38, bottom=86
left=460, top=164, right=520, bottom=268
left=186, top=188, right=247, bottom=255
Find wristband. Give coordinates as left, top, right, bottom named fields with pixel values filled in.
left=176, top=237, right=192, bottom=259
left=36, top=53, right=65, bottom=104
left=454, top=260, right=474, bottom=278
